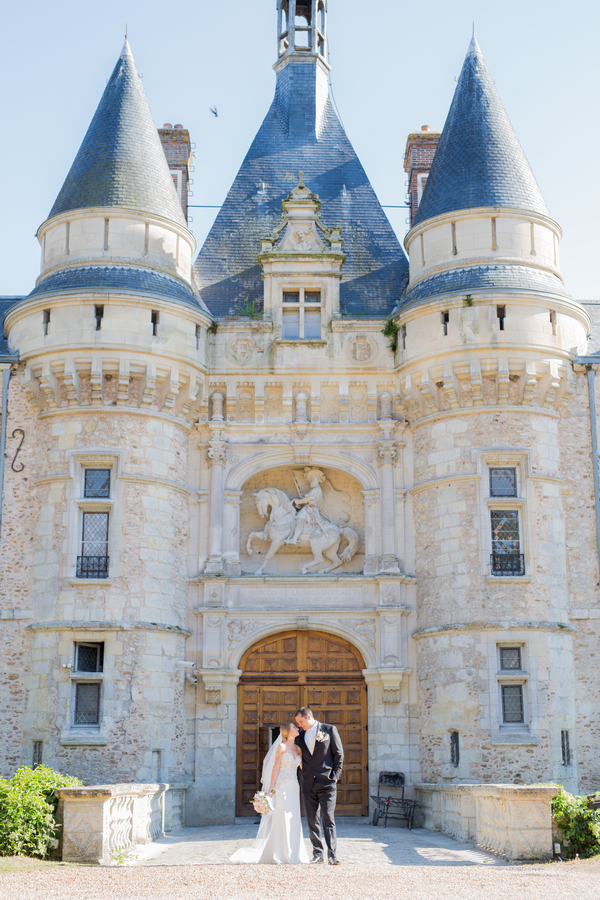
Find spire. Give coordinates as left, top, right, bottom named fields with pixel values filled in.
left=48, top=42, right=186, bottom=227
left=412, top=36, right=549, bottom=228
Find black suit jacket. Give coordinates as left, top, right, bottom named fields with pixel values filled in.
left=295, top=722, right=344, bottom=791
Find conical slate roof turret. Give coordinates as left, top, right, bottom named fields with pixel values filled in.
left=413, top=36, right=549, bottom=227
left=48, top=41, right=186, bottom=227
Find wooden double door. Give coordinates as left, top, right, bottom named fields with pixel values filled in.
left=236, top=630, right=368, bottom=816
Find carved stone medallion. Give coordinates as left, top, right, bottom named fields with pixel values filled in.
left=346, top=334, right=377, bottom=364
left=227, top=337, right=256, bottom=365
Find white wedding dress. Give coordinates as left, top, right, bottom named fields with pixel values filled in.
left=230, top=740, right=309, bottom=865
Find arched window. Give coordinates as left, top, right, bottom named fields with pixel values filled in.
left=317, top=2, right=326, bottom=56
left=278, top=0, right=290, bottom=57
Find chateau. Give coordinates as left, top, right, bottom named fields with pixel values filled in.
left=1, top=2, right=599, bottom=827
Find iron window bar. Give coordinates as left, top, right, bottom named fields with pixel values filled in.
left=76, top=556, right=109, bottom=578
left=491, top=553, right=525, bottom=576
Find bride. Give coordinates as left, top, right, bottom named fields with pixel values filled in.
left=231, top=721, right=309, bottom=864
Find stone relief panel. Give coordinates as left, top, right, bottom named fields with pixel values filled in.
left=346, top=334, right=377, bottom=365
left=239, top=466, right=365, bottom=575
left=236, top=383, right=255, bottom=424
left=265, top=384, right=283, bottom=424
left=320, top=384, right=340, bottom=424
left=349, top=383, right=367, bottom=423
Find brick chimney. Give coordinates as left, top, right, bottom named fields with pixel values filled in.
left=403, top=126, right=441, bottom=227
left=158, top=124, right=194, bottom=222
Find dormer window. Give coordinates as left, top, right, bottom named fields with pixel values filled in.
left=282, top=289, right=321, bottom=339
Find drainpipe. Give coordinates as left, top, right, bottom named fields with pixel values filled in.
left=576, top=357, right=600, bottom=576
left=0, top=364, right=11, bottom=538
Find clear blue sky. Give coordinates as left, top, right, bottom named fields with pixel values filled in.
left=1, top=0, right=598, bottom=299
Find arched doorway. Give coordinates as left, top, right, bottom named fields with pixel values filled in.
left=236, top=630, right=368, bottom=816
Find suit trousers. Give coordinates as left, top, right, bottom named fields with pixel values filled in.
left=304, top=780, right=337, bottom=860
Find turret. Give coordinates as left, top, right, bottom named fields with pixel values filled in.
left=395, top=36, right=586, bottom=789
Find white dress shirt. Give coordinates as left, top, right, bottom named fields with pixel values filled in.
left=305, top=720, right=319, bottom=754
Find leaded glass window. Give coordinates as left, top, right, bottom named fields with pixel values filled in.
left=74, top=683, right=101, bottom=726
left=501, top=684, right=524, bottom=724
left=75, top=642, right=104, bottom=673
left=84, top=468, right=111, bottom=498
left=81, top=512, right=109, bottom=558
left=491, top=509, right=520, bottom=554
left=489, top=467, right=517, bottom=497
left=500, top=647, right=522, bottom=670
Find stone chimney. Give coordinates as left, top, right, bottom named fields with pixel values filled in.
left=159, top=124, right=194, bottom=222
left=403, top=126, right=441, bottom=226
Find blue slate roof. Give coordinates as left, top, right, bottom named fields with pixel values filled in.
left=413, top=37, right=549, bottom=228
left=403, top=264, right=570, bottom=306
left=0, top=297, right=22, bottom=357
left=28, top=266, right=203, bottom=310
left=48, top=42, right=186, bottom=228
left=194, top=57, right=408, bottom=317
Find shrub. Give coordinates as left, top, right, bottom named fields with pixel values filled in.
left=0, top=766, right=83, bottom=858
left=381, top=315, right=399, bottom=352
left=551, top=786, right=600, bottom=859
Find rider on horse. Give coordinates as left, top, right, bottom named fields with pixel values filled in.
left=285, top=468, right=330, bottom=544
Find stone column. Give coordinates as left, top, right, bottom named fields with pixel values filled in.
left=362, top=489, right=380, bottom=575
left=204, top=419, right=227, bottom=575
left=223, top=490, right=243, bottom=575
left=377, top=420, right=400, bottom=573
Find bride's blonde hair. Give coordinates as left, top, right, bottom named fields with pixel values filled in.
left=280, top=721, right=295, bottom=741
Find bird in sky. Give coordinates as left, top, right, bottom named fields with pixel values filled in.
left=210, top=106, right=219, bottom=117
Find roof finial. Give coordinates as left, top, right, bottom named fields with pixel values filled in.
left=125, top=23, right=128, bottom=40
left=121, top=27, right=132, bottom=58
left=467, top=25, right=480, bottom=57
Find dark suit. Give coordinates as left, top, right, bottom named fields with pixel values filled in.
left=295, top=722, right=343, bottom=861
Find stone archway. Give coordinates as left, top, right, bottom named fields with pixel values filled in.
left=236, top=629, right=368, bottom=816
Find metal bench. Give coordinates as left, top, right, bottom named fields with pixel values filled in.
left=370, top=771, right=420, bottom=829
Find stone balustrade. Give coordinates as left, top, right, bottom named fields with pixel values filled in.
left=415, top=783, right=558, bottom=861
left=55, top=783, right=186, bottom=864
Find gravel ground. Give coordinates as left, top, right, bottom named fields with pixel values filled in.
left=1, top=861, right=599, bottom=900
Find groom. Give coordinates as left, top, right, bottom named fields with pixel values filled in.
left=295, top=706, right=343, bottom=865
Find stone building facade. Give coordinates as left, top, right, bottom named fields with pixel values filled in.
left=1, top=5, right=599, bottom=824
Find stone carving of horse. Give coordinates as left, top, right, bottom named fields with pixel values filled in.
left=246, top=487, right=360, bottom=575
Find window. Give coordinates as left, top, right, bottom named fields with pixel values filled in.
left=195, top=324, right=202, bottom=350
left=490, top=467, right=517, bottom=497
left=151, top=310, right=160, bottom=336
left=561, top=730, right=571, bottom=766
left=94, top=305, right=104, bottom=331
left=490, top=509, right=524, bottom=575
left=550, top=310, right=557, bottom=335
left=497, top=305, right=505, bottom=331
left=399, top=324, right=407, bottom=350
left=282, top=289, right=321, bottom=340
left=32, top=741, right=43, bottom=769
left=43, top=309, right=50, bottom=336
left=84, top=468, right=111, bottom=498
left=72, top=642, right=104, bottom=728
left=441, top=311, right=449, bottom=335
left=500, top=647, right=522, bottom=670
left=74, top=683, right=101, bottom=726
left=450, top=731, right=459, bottom=767
left=501, top=684, right=524, bottom=724
left=77, top=468, right=111, bottom=578
left=75, top=642, right=104, bottom=673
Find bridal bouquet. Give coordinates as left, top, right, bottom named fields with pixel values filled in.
left=252, top=790, right=275, bottom=815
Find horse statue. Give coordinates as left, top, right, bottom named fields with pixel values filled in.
left=246, top=487, right=360, bottom=575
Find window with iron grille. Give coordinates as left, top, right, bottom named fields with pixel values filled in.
left=32, top=741, right=43, bottom=769
left=450, top=731, right=459, bottom=767
left=75, top=642, right=104, bottom=673
left=74, top=682, right=101, bottom=726
left=501, top=684, right=524, bottom=724
left=84, top=469, right=111, bottom=499
left=499, top=647, right=522, bottom=670
left=561, top=730, right=572, bottom=766
left=489, top=467, right=517, bottom=497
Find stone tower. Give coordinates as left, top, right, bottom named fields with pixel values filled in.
left=3, top=41, right=210, bottom=786
left=395, top=36, right=589, bottom=787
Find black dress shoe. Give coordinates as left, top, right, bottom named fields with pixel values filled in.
left=329, top=858, right=341, bottom=866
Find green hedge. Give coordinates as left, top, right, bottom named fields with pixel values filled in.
left=552, top=787, right=600, bottom=859
left=0, top=766, right=83, bottom=858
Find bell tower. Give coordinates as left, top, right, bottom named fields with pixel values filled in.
left=277, top=0, right=327, bottom=60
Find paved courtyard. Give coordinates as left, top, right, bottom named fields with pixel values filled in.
left=132, top=819, right=508, bottom=867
